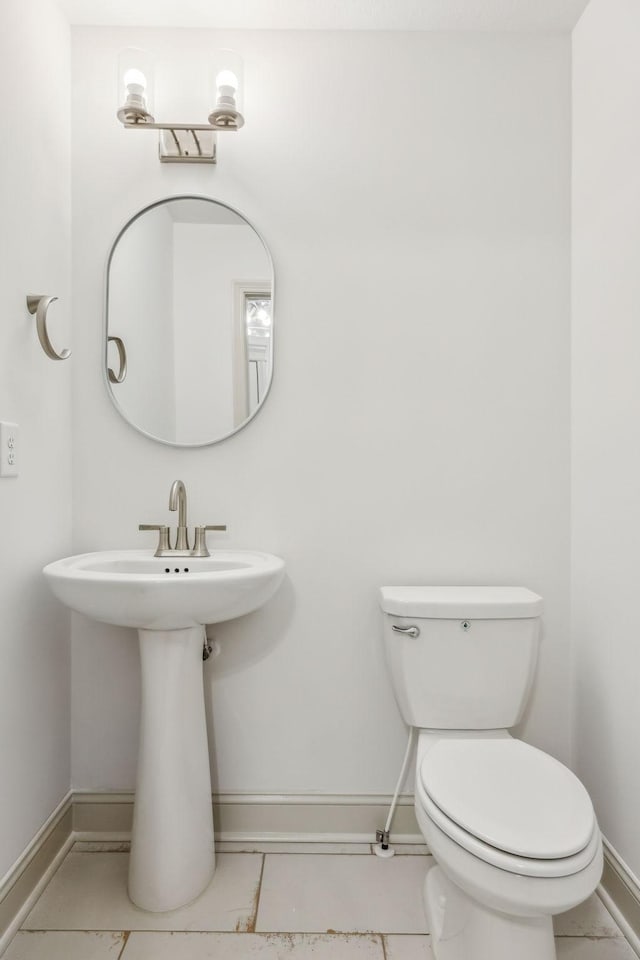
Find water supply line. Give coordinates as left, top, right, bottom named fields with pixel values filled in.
left=374, top=725, right=416, bottom=859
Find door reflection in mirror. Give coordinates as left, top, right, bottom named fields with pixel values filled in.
left=105, top=196, right=274, bottom=447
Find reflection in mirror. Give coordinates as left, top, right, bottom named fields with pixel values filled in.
left=247, top=296, right=272, bottom=406
left=105, top=196, right=273, bottom=446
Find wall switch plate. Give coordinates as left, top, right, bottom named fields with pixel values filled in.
left=0, top=422, right=19, bottom=477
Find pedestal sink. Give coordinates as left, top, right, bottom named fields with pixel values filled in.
left=43, top=549, right=285, bottom=912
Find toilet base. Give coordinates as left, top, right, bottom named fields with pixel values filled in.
left=425, top=865, right=556, bottom=960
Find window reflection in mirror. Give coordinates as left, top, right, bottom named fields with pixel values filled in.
left=105, top=196, right=274, bottom=447
left=246, top=296, right=272, bottom=409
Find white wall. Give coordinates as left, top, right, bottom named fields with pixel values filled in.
left=572, top=0, right=640, bottom=879
left=0, top=0, right=72, bottom=878
left=70, top=28, right=572, bottom=795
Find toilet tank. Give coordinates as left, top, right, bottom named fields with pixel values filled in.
left=380, top=586, right=543, bottom=730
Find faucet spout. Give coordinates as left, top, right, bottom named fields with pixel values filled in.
left=169, top=480, right=189, bottom=550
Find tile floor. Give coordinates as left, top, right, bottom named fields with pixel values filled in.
left=4, top=841, right=637, bottom=959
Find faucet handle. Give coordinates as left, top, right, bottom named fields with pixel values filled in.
left=192, top=524, right=227, bottom=558
left=139, top=524, right=170, bottom=557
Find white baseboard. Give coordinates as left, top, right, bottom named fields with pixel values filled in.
left=599, top=838, right=640, bottom=957
left=0, top=836, right=74, bottom=957
left=0, top=792, right=71, bottom=895
left=0, top=794, right=73, bottom=956
left=71, top=790, right=422, bottom=844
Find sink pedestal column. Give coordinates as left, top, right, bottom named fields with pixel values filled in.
left=129, top=626, right=215, bottom=912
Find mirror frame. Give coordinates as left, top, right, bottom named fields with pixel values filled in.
left=103, top=194, right=275, bottom=448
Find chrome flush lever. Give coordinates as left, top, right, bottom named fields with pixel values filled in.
left=392, top=624, right=420, bottom=638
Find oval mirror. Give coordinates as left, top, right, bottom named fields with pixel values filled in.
left=105, top=196, right=274, bottom=446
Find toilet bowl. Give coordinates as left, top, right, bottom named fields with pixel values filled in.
left=380, top=586, right=603, bottom=960
left=415, top=735, right=602, bottom=959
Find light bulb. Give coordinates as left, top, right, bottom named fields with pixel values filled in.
left=216, top=69, right=238, bottom=95
left=124, top=67, right=147, bottom=96
left=208, top=51, right=244, bottom=128
left=117, top=48, right=154, bottom=124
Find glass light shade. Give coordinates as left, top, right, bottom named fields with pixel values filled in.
left=117, top=48, right=155, bottom=124
left=208, top=49, right=244, bottom=129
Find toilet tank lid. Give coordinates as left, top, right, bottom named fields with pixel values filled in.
left=379, top=586, right=543, bottom=619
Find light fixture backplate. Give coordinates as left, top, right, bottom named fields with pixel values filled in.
left=158, top=128, right=217, bottom=164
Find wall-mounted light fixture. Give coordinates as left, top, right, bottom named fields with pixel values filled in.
left=116, top=48, right=244, bottom=164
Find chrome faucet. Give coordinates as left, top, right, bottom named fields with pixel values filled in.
left=169, top=479, right=189, bottom=550
left=139, top=480, right=227, bottom=557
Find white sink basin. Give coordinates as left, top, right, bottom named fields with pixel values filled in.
left=43, top=549, right=285, bottom=630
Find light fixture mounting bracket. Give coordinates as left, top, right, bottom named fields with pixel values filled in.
left=122, top=121, right=237, bottom=164
left=158, top=127, right=217, bottom=164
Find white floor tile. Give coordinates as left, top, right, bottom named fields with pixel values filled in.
left=216, top=842, right=371, bottom=855
left=10, top=845, right=633, bottom=960
left=554, top=894, right=623, bottom=937
left=383, top=934, right=435, bottom=959
left=556, top=937, right=637, bottom=959
left=3, top=931, right=125, bottom=959
left=22, top=852, right=262, bottom=932
left=122, top=932, right=384, bottom=958
left=256, top=854, right=430, bottom=934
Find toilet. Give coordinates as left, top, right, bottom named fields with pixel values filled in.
left=380, top=586, right=602, bottom=960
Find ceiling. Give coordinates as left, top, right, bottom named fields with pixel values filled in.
left=57, top=0, right=591, bottom=33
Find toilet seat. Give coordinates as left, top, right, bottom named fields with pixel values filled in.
left=417, top=739, right=598, bottom=879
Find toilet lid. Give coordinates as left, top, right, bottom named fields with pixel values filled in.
left=420, top=739, right=595, bottom=859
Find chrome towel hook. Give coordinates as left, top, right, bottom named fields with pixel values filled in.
left=26, top=295, right=71, bottom=361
